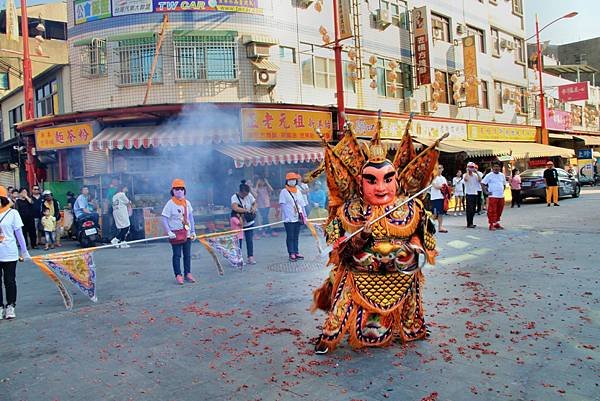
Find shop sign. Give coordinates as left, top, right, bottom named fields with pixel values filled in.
left=153, top=0, right=263, bottom=14
left=528, top=158, right=549, bottom=167
left=412, top=6, right=431, bottom=86
left=74, top=0, right=112, bottom=24
left=558, top=82, right=589, bottom=102
left=576, top=149, right=592, bottom=159
left=337, top=0, right=353, bottom=40
left=462, top=35, right=479, bottom=107
left=545, top=109, right=573, bottom=131
left=347, top=114, right=467, bottom=140
left=35, top=123, right=94, bottom=150
left=241, top=108, right=333, bottom=142
left=112, top=0, right=153, bottom=16
left=467, top=123, right=536, bottom=142
left=577, top=158, right=594, bottom=179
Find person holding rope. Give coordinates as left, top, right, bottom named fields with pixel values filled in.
left=230, top=180, right=257, bottom=265
left=279, top=172, right=307, bottom=262
left=162, top=179, right=197, bottom=285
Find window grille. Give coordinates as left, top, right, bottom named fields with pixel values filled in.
left=173, top=35, right=238, bottom=81
left=80, top=39, right=107, bottom=78
left=116, top=37, right=162, bottom=85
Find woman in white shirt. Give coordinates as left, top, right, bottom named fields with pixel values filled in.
left=231, top=180, right=257, bottom=265
left=0, top=185, right=31, bottom=320
left=111, top=185, right=132, bottom=248
left=452, top=169, right=465, bottom=216
left=279, top=173, right=307, bottom=262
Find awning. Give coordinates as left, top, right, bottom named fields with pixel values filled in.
left=573, top=134, right=600, bottom=146
left=481, top=141, right=575, bottom=159
left=413, top=138, right=502, bottom=157
left=242, top=34, right=278, bottom=45
left=549, top=133, right=574, bottom=140
left=89, top=126, right=240, bottom=151
left=217, top=144, right=324, bottom=168
left=250, top=59, right=279, bottom=71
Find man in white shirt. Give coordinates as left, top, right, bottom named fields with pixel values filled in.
left=481, top=162, right=507, bottom=231
left=463, top=162, right=480, bottom=228
left=430, top=164, right=448, bottom=233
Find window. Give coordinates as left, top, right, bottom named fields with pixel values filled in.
left=380, top=0, right=408, bottom=29
left=81, top=39, right=107, bottom=77
left=575, top=53, right=587, bottom=65
left=375, top=58, right=404, bottom=98
left=8, top=105, right=23, bottom=137
left=431, top=13, right=451, bottom=43
left=314, top=57, right=336, bottom=89
left=514, top=37, right=525, bottom=64
left=35, top=80, right=59, bottom=117
left=116, top=37, right=162, bottom=85
left=494, top=81, right=503, bottom=112
left=491, top=28, right=500, bottom=57
left=433, top=70, right=454, bottom=104
left=512, top=0, right=523, bottom=15
left=279, top=46, right=296, bottom=63
left=0, top=72, right=8, bottom=90
left=342, top=61, right=356, bottom=92
left=466, top=25, right=485, bottom=53
left=301, top=44, right=355, bottom=92
left=480, top=80, right=489, bottom=109
left=173, top=34, right=237, bottom=81
left=300, top=44, right=315, bottom=86
left=519, top=87, right=528, bottom=113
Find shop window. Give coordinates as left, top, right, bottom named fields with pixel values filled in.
left=279, top=46, right=296, bottom=63
left=433, top=70, right=453, bottom=104
left=35, top=80, right=59, bottom=117
left=0, top=71, right=8, bottom=90
left=494, top=81, right=503, bottom=112
left=173, top=34, right=237, bottom=81
left=80, top=39, right=107, bottom=78
left=466, top=25, right=485, bottom=53
left=376, top=57, right=404, bottom=98
left=490, top=28, right=500, bottom=57
left=8, top=105, right=23, bottom=138
left=431, top=13, right=451, bottom=43
left=116, top=37, right=162, bottom=85
left=480, top=80, right=489, bottom=109
left=513, top=37, right=525, bottom=64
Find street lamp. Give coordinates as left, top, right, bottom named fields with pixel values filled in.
left=534, top=11, right=577, bottom=144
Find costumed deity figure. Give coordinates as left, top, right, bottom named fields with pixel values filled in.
left=307, top=114, right=446, bottom=354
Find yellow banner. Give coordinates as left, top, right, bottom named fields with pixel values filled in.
left=463, top=35, right=479, bottom=107
left=347, top=114, right=467, bottom=140
left=467, top=123, right=536, bottom=142
left=35, top=123, right=94, bottom=150
left=241, top=108, right=333, bottom=141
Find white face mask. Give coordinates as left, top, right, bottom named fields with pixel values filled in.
left=287, top=180, right=297, bottom=187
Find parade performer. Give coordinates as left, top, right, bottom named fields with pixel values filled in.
left=308, top=115, right=444, bottom=354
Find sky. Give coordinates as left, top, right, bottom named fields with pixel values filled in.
left=525, top=0, right=598, bottom=45
left=14, top=0, right=600, bottom=46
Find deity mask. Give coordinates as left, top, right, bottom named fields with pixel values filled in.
left=361, top=161, right=398, bottom=206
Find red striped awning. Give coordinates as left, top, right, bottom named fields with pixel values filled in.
left=89, top=125, right=240, bottom=151
left=217, top=144, right=324, bottom=168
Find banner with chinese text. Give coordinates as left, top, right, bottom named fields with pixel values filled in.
left=412, top=6, right=431, bottom=86
left=35, top=123, right=94, bottom=150
left=74, top=0, right=111, bottom=24
left=347, top=114, right=466, bottom=140
left=467, top=123, right=536, bottom=142
left=112, top=0, right=153, bottom=16
left=545, top=109, right=573, bottom=131
left=241, top=108, right=333, bottom=141
left=462, top=35, right=479, bottom=107
left=153, top=0, right=262, bottom=14
left=558, top=82, right=589, bottom=102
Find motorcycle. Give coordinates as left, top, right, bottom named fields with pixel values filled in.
left=76, top=216, right=99, bottom=247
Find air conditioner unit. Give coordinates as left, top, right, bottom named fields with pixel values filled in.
left=500, top=39, right=508, bottom=49
left=247, top=43, right=271, bottom=59
left=254, top=70, right=277, bottom=87
left=404, top=97, right=421, bottom=113
left=456, top=24, right=465, bottom=35
left=422, top=101, right=437, bottom=114
left=506, top=41, right=515, bottom=50
left=374, top=9, right=392, bottom=30
left=297, top=0, right=314, bottom=8
left=432, top=19, right=444, bottom=30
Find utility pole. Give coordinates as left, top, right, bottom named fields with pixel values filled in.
left=20, top=0, right=37, bottom=187
left=332, top=0, right=346, bottom=133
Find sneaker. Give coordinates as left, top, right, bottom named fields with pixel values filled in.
left=248, top=256, right=257, bottom=265
left=271, top=231, right=279, bottom=237
left=459, top=212, right=463, bottom=216
left=467, top=224, right=477, bottom=228
left=185, top=273, right=196, bottom=283
left=120, top=242, right=130, bottom=249
left=547, top=204, right=551, bottom=207
left=175, top=275, right=184, bottom=285
left=554, top=203, right=560, bottom=206
left=111, top=237, right=119, bottom=245
left=44, top=246, right=49, bottom=251
left=453, top=213, right=458, bottom=217
left=489, top=225, right=496, bottom=231
left=295, top=254, right=305, bottom=260
left=0, top=307, right=4, bottom=320
left=5, top=305, right=15, bottom=319
left=494, top=224, right=505, bottom=230
left=289, top=254, right=297, bottom=262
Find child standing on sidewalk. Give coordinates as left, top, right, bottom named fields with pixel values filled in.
left=41, top=208, right=56, bottom=250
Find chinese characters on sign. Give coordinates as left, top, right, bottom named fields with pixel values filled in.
left=462, top=35, right=479, bottom=107
left=412, top=6, right=431, bottom=86
left=558, top=82, right=589, bottom=102
left=241, top=109, right=333, bottom=141
left=74, top=0, right=111, bottom=25
left=347, top=115, right=467, bottom=140
left=35, top=123, right=94, bottom=150
left=153, top=0, right=263, bottom=14
left=467, top=123, right=536, bottom=142
left=112, top=0, right=153, bottom=16
left=545, top=109, right=573, bottom=131
left=337, top=0, right=353, bottom=40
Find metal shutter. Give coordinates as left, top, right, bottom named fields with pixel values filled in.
left=83, top=149, right=110, bottom=177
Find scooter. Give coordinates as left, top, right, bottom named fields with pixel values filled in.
left=76, top=216, right=99, bottom=248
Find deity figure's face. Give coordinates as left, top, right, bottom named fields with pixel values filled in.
left=361, top=162, right=398, bottom=206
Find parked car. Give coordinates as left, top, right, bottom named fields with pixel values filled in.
left=520, top=168, right=581, bottom=200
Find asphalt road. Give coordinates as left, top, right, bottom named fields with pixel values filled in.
left=1, top=189, right=599, bottom=401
